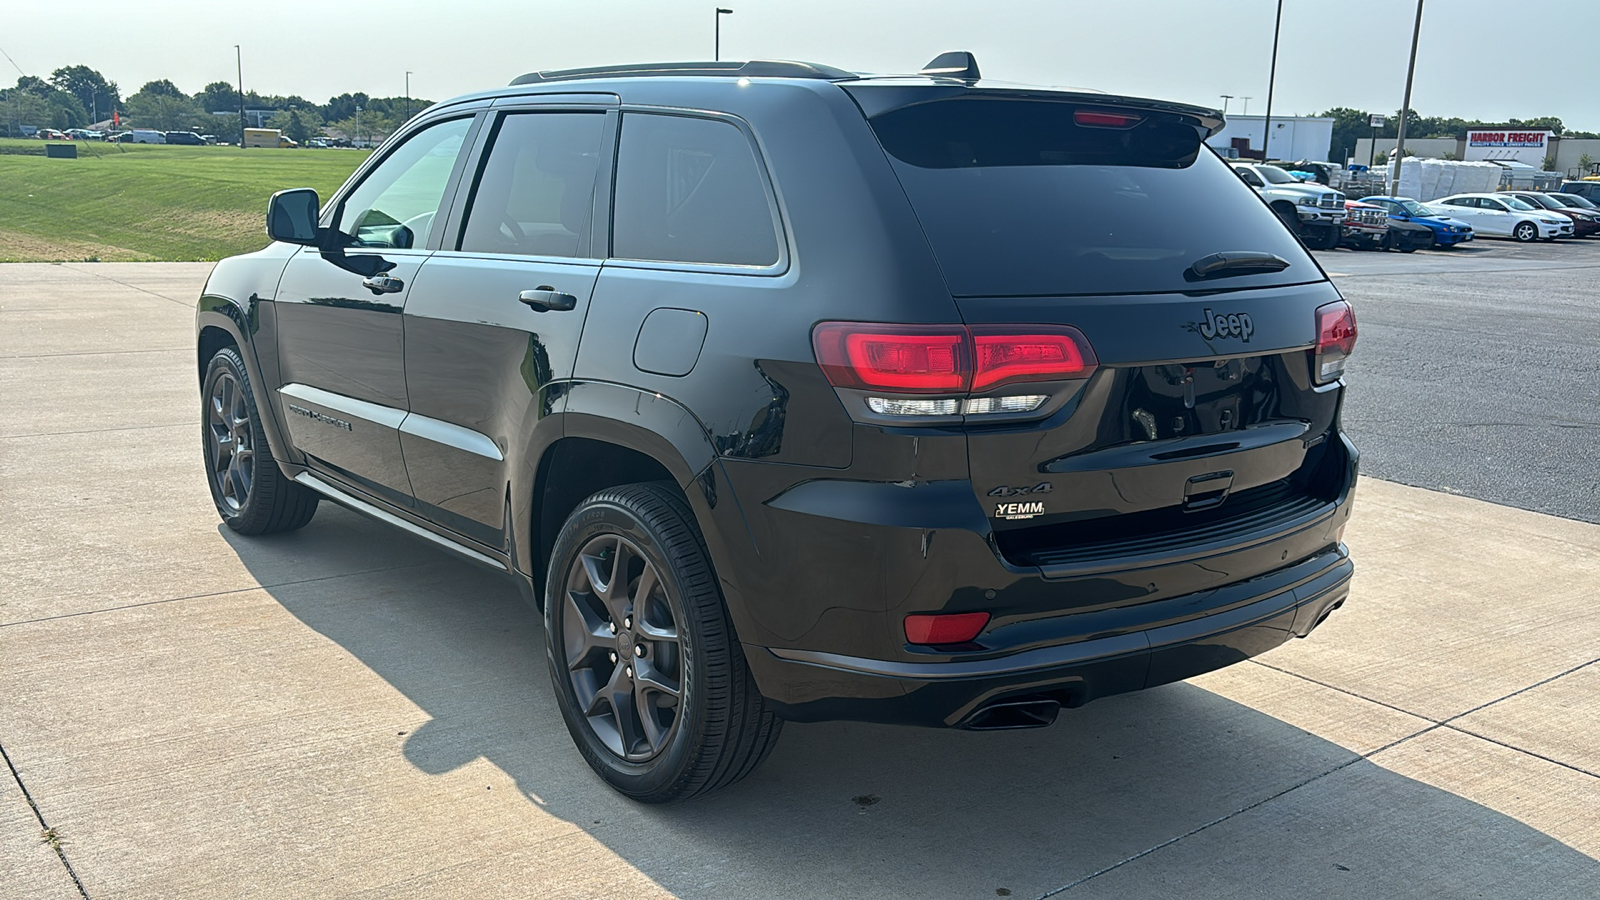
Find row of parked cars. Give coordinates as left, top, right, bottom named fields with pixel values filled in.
left=1230, top=161, right=1599, bottom=252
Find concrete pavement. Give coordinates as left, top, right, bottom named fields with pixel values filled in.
left=1, top=262, right=1596, bottom=899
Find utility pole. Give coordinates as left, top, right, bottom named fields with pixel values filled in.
left=405, top=71, right=412, bottom=123
left=1391, top=0, right=1426, bottom=196
left=235, top=44, right=245, bottom=146
left=1262, top=0, right=1284, bottom=162
left=1219, top=94, right=1234, bottom=116
left=715, top=8, right=733, bottom=61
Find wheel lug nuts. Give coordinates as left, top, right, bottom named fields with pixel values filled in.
left=624, top=616, right=632, bottom=629
left=634, top=645, right=645, bottom=657
left=625, top=666, right=633, bottom=678
left=607, top=622, right=617, bottom=635
left=609, top=651, right=618, bottom=663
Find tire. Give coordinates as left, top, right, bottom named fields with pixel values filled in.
left=545, top=482, right=782, bottom=803
left=201, top=346, right=319, bottom=534
left=1302, top=223, right=1340, bottom=251
left=1272, top=202, right=1299, bottom=233
left=1513, top=221, right=1539, bottom=243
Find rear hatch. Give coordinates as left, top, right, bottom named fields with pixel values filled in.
left=846, top=84, right=1352, bottom=568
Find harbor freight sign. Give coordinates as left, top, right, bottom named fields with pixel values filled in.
left=1465, top=129, right=1552, bottom=163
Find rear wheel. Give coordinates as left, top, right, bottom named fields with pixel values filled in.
left=201, top=347, right=318, bottom=534
left=545, top=482, right=782, bottom=803
left=1513, top=221, right=1539, bottom=243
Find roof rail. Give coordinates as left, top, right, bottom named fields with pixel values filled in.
left=510, top=59, right=858, bottom=86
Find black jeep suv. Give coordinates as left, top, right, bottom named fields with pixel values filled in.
left=196, top=53, right=1358, bottom=802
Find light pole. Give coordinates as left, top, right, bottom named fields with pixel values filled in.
left=355, top=106, right=362, bottom=148
left=1219, top=94, right=1234, bottom=116
left=1240, top=96, right=1252, bottom=116
left=235, top=44, right=245, bottom=146
left=715, top=8, right=733, bottom=61
left=1391, top=0, right=1426, bottom=197
left=1261, top=0, right=1284, bottom=161
left=405, top=71, right=413, bottom=123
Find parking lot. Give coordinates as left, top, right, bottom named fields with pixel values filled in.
left=2, top=245, right=1597, bottom=898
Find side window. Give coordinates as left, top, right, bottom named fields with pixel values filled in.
left=336, top=117, right=472, bottom=249
left=457, top=112, right=607, bottom=258
left=1236, top=168, right=1264, bottom=188
left=612, top=113, right=780, bottom=267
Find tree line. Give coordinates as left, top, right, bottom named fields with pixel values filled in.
left=1, top=64, right=430, bottom=143
left=1320, top=107, right=1599, bottom=165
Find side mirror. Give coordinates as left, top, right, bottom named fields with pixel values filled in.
left=266, top=188, right=320, bottom=245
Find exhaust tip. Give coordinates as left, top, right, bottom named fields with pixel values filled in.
left=960, top=698, right=1061, bottom=731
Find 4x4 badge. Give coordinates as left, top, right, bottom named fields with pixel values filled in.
left=987, top=482, right=1053, bottom=498
left=1197, top=308, right=1254, bottom=343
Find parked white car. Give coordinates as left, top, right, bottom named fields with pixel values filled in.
left=1426, top=193, right=1573, bottom=242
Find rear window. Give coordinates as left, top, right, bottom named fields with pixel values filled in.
left=861, top=97, right=1320, bottom=297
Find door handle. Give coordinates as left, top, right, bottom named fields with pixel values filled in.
left=518, top=286, right=578, bottom=312
left=361, top=274, right=404, bottom=294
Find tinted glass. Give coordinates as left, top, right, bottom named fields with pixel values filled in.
left=458, top=112, right=606, bottom=258
left=1255, top=165, right=1299, bottom=185
left=337, top=117, right=471, bottom=249
left=1501, top=197, right=1535, bottom=211
left=612, top=113, right=780, bottom=267
left=865, top=98, right=1319, bottom=297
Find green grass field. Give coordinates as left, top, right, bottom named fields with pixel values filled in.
left=0, top=139, right=369, bottom=262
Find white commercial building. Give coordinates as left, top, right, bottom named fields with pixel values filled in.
left=1207, top=115, right=1334, bottom=162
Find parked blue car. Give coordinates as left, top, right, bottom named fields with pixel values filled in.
left=1358, top=196, right=1475, bottom=247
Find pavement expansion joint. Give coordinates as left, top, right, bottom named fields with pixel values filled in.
left=1249, top=656, right=1600, bottom=779
left=1033, top=739, right=1410, bottom=898
left=58, top=263, right=201, bottom=307
left=1, top=347, right=191, bottom=361
left=1039, top=655, right=1600, bottom=896
left=0, top=740, right=91, bottom=900
left=0, top=560, right=440, bottom=630
left=2, top=421, right=198, bottom=440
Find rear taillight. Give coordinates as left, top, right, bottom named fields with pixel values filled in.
left=1313, top=300, right=1357, bottom=384
left=971, top=328, right=1095, bottom=391
left=813, top=322, right=1097, bottom=420
left=812, top=324, right=968, bottom=393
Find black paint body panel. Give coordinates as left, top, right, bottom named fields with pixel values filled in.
left=197, top=71, right=1359, bottom=728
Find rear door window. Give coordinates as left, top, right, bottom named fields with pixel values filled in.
left=855, top=96, right=1320, bottom=297
left=611, top=113, right=780, bottom=267
left=457, top=112, right=607, bottom=258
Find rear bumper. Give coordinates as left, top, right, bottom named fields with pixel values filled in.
left=748, top=546, right=1352, bottom=727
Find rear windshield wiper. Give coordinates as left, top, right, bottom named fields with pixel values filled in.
left=1185, top=251, right=1291, bottom=281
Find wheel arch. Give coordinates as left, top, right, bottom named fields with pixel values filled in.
left=523, top=383, right=758, bottom=628
left=196, top=297, right=298, bottom=469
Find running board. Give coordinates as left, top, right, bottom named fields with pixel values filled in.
left=293, top=472, right=508, bottom=571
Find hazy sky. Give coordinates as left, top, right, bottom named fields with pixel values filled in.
left=6, top=0, right=1598, bottom=129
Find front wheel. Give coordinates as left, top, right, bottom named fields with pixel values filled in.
left=1513, top=221, right=1539, bottom=243
left=201, top=347, right=318, bottom=534
left=545, top=482, right=782, bottom=803
left=1302, top=223, right=1340, bottom=251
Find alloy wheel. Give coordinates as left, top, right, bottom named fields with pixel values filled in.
left=206, top=371, right=254, bottom=513
left=562, top=534, right=684, bottom=761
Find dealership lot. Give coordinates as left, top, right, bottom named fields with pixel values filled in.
left=1, top=255, right=1597, bottom=898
